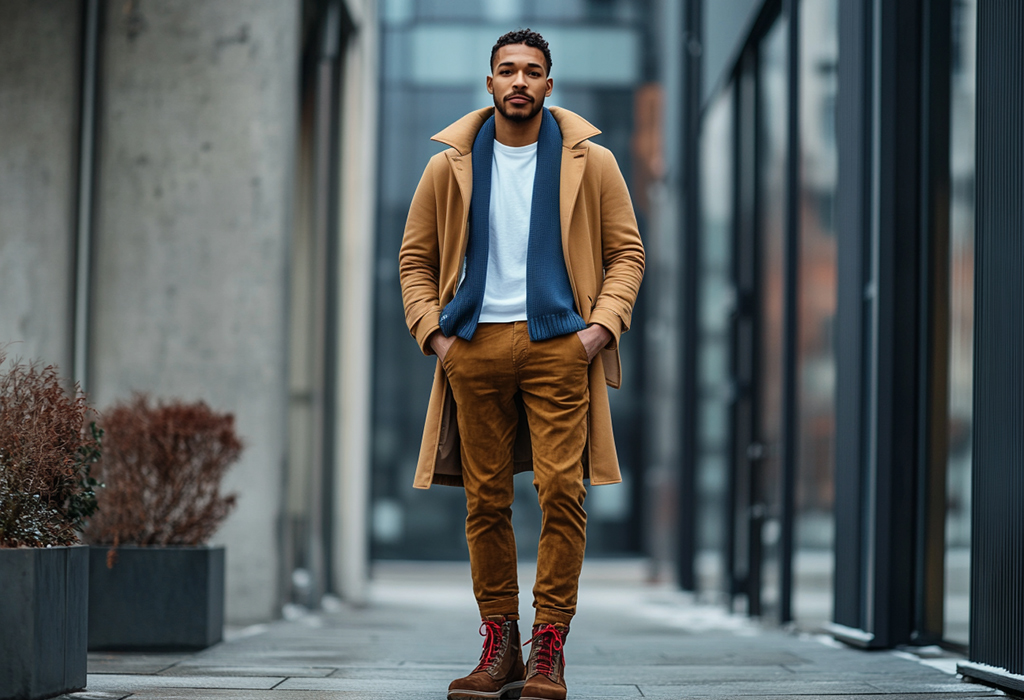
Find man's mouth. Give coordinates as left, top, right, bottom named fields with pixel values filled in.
left=506, top=94, right=532, bottom=105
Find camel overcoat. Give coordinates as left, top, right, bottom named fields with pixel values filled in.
left=399, top=106, right=645, bottom=489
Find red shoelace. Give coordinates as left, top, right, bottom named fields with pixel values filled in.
left=524, top=624, right=564, bottom=676
left=473, top=620, right=505, bottom=671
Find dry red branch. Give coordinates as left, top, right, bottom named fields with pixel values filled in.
left=0, top=348, right=101, bottom=548
left=86, top=394, right=242, bottom=546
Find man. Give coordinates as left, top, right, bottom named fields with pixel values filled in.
left=399, top=29, right=644, bottom=700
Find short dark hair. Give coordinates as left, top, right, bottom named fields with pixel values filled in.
left=490, top=28, right=552, bottom=76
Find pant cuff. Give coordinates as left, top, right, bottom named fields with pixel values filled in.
left=532, top=609, right=574, bottom=628
left=479, top=595, right=519, bottom=619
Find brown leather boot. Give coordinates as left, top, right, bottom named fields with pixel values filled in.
left=448, top=616, right=526, bottom=700
left=521, top=624, right=568, bottom=700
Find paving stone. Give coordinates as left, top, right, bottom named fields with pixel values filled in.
left=105, top=691, right=418, bottom=700
left=650, top=696, right=999, bottom=700
left=567, top=685, right=643, bottom=697
left=84, top=674, right=285, bottom=692
left=87, top=653, right=186, bottom=675
left=635, top=679, right=883, bottom=696
left=567, top=665, right=800, bottom=683
left=327, top=665, right=464, bottom=680
left=866, top=680, right=999, bottom=694
left=158, top=665, right=335, bottom=678
left=275, top=677, right=445, bottom=692
left=657, top=651, right=810, bottom=666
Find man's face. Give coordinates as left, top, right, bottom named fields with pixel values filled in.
left=487, top=44, right=553, bottom=123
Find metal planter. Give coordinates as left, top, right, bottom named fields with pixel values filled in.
left=0, top=545, right=88, bottom=700
left=87, top=545, right=224, bottom=651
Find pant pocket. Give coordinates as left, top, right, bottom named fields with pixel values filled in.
left=570, top=331, right=590, bottom=364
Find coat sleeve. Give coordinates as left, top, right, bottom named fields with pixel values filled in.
left=588, top=149, right=645, bottom=350
left=399, top=157, right=443, bottom=355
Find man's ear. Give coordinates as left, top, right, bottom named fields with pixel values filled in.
left=486, top=75, right=494, bottom=94
left=546, top=78, right=553, bottom=97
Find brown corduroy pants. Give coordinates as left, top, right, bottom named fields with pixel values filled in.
left=442, top=321, right=589, bottom=628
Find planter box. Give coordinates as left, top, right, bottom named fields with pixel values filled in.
left=0, top=545, right=88, bottom=700
left=87, top=545, right=224, bottom=651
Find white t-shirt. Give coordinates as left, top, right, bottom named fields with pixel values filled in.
left=478, top=139, right=536, bottom=323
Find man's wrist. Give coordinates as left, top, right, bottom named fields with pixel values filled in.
left=427, top=329, right=444, bottom=354
left=587, top=323, right=613, bottom=345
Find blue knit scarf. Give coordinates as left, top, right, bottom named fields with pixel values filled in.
left=438, top=108, right=586, bottom=342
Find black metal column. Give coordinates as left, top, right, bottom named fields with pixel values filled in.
left=914, top=0, right=952, bottom=646
left=832, top=0, right=872, bottom=637
left=778, top=0, right=800, bottom=625
left=831, top=0, right=924, bottom=648
left=867, top=0, right=923, bottom=649
left=730, top=50, right=760, bottom=613
left=676, top=0, right=702, bottom=593
left=957, top=1, right=1024, bottom=693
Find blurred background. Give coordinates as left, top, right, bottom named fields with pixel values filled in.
left=0, top=0, right=993, bottom=657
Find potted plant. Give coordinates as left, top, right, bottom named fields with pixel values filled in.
left=0, top=349, right=101, bottom=700
left=84, top=394, right=242, bottom=651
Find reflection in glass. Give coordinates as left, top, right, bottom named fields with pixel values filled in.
left=945, top=0, right=976, bottom=646
left=755, top=17, right=788, bottom=618
left=696, top=87, right=734, bottom=597
left=793, top=0, right=838, bottom=629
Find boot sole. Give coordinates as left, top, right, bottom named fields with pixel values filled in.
left=447, top=680, right=526, bottom=700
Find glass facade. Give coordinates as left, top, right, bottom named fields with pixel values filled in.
left=372, top=0, right=655, bottom=560
left=754, top=17, right=789, bottom=619
left=945, top=0, right=976, bottom=646
left=696, top=86, right=733, bottom=597
left=793, top=0, right=838, bottom=628
left=692, top=0, right=983, bottom=644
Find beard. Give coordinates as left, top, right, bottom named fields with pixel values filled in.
left=494, top=91, right=544, bottom=123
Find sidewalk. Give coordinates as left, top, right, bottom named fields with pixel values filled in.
left=66, top=561, right=1004, bottom=700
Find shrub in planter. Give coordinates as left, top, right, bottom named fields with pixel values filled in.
left=0, top=349, right=100, bottom=700
left=84, top=395, right=242, bottom=650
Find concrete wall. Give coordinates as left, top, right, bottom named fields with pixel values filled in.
left=0, top=0, right=80, bottom=372
left=90, top=0, right=300, bottom=623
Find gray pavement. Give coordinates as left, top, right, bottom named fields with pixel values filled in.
left=64, top=561, right=1006, bottom=700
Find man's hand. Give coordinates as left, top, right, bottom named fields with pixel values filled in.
left=429, top=330, right=457, bottom=362
left=576, top=324, right=612, bottom=362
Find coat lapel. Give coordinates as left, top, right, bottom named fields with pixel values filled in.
left=444, top=150, right=474, bottom=297
left=560, top=145, right=588, bottom=308
left=560, top=146, right=588, bottom=242
left=447, top=151, right=473, bottom=213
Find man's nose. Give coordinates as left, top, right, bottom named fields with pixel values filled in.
left=512, top=71, right=527, bottom=88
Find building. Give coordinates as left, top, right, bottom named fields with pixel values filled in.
left=0, top=0, right=379, bottom=623
left=670, top=0, right=1024, bottom=693
left=5, top=3, right=1024, bottom=691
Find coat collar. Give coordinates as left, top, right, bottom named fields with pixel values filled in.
left=431, top=106, right=601, bottom=154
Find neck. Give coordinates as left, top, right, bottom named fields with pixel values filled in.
left=494, top=109, right=543, bottom=147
